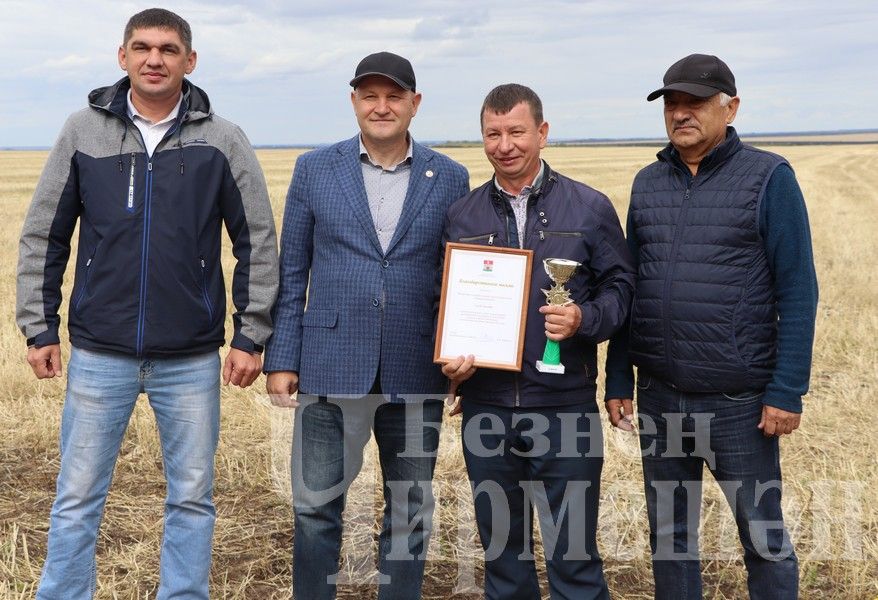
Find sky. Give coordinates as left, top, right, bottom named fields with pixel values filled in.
left=2, top=0, right=876, bottom=147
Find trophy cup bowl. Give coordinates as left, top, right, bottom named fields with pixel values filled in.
left=544, top=258, right=580, bottom=287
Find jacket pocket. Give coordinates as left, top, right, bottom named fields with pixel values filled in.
left=458, top=232, right=497, bottom=245
left=199, top=258, right=214, bottom=321
left=302, top=309, right=338, bottom=328
left=73, top=256, right=94, bottom=313
left=538, top=230, right=583, bottom=240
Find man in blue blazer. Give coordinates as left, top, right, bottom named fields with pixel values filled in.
left=265, top=52, right=469, bottom=599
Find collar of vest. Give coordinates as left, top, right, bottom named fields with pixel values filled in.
left=659, top=126, right=743, bottom=176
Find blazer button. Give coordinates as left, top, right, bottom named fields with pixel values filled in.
left=372, top=298, right=380, bottom=307
left=382, top=260, right=389, bottom=268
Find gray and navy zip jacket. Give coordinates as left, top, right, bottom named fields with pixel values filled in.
left=16, top=77, right=279, bottom=357
left=605, top=127, right=818, bottom=412
left=443, top=163, right=635, bottom=407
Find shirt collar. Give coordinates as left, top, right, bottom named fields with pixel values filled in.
left=495, top=160, right=546, bottom=198
left=126, top=89, right=182, bottom=126
left=359, top=135, right=413, bottom=171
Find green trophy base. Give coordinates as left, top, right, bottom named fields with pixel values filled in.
left=536, top=339, right=565, bottom=374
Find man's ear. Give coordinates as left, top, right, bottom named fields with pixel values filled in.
left=538, top=121, right=549, bottom=149
left=186, top=50, right=197, bottom=74
left=726, top=96, right=741, bottom=124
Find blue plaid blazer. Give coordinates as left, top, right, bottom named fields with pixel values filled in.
left=264, top=135, right=469, bottom=397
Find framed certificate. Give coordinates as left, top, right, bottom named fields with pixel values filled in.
left=434, top=242, right=533, bottom=371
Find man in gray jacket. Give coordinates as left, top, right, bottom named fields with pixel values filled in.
left=17, top=8, right=278, bottom=599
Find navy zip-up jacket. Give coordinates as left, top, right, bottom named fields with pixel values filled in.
left=17, top=77, right=278, bottom=357
left=442, top=163, right=635, bottom=407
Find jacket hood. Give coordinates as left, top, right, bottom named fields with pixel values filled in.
left=87, top=77, right=212, bottom=123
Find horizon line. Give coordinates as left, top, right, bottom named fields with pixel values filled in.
left=4, top=128, right=876, bottom=152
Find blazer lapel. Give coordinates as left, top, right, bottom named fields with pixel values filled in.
left=386, top=142, right=437, bottom=254
left=332, top=136, right=383, bottom=255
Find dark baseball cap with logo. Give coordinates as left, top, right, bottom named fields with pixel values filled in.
left=350, top=51, right=416, bottom=92
left=647, top=53, right=736, bottom=101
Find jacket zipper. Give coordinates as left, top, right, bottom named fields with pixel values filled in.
left=459, top=233, right=496, bottom=245
left=663, top=175, right=693, bottom=381
left=73, top=257, right=93, bottom=311
left=200, top=258, right=214, bottom=321
left=538, top=230, right=583, bottom=240
left=131, top=118, right=184, bottom=356
left=136, top=160, right=154, bottom=356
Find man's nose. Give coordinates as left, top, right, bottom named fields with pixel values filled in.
left=146, top=47, right=163, bottom=65
left=673, top=106, right=692, bottom=122
left=498, top=134, right=514, bottom=152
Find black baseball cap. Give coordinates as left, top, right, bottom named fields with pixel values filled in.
left=647, top=54, right=736, bottom=101
left=350, top=51, right=416, bottom=92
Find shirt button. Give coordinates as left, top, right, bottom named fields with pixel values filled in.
left=541, top=218, right=548, bottom=224
left=372, top=298, right=380, bottom=307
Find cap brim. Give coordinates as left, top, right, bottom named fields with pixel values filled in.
left=646, top=82, right=724, bottom=102
left=349, top=72, right=414, bottom=91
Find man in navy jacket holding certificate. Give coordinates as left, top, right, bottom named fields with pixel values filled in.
left=442, top=83, right=634, bottom=600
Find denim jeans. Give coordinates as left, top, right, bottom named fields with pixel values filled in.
left=461, top=401, right=609, bottom=600
left=637, top=374, right=798, bottom=600
left=36, top=347, right=221, bottom=600
left=291, top=392, right=443, bottom=600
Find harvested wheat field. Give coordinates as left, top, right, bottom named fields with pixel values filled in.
left=1, top=143, right=876, bottom=599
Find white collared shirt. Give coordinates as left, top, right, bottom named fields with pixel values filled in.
left=126, top=90, right=182, bottom=157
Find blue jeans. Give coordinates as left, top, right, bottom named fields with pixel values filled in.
left=36, top=347, right=221, bottom=600
left=291, top=392, right=443, bottom=600
left=461, top=401, right=609, bottom=600
left=637, top=374, right=798, bottom=600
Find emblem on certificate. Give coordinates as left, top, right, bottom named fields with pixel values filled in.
left=536, top=258, right=581, bottom=374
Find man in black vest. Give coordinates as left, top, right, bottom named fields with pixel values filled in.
left=605, top=54, right=818, bottom=599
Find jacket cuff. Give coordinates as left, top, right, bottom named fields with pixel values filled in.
left=604, top=378, right=635, bottom=402
left=576, top=302, right=597, bottom=338
left=230, top=331, right=263, bottom=354
left=761, top=392, right=803, bottom=414
left=263, top=346, right=300, bottom=374
left=28, top=328, right=60, bottom=348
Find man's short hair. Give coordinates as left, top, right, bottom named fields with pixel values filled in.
left=480, top=84, right=544, bottom=128
left=123, top=8, right=192, bottom=53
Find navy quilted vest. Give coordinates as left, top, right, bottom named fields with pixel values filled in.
left=628, top=128, right=786, bottom=392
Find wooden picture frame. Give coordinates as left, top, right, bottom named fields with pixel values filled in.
left=434, top=242, right=533, bottom=371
